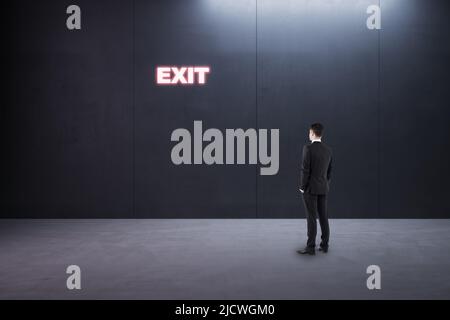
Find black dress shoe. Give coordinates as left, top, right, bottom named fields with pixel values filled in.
left=297, top=247, right=315, bottom=255
left=319, top=246, right=328, bottom=253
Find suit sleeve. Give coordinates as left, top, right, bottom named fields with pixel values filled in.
left=300, top=145, right=311, bottom=191
left=327, top=153, right=332, bottom=182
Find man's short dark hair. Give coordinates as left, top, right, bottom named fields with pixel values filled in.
left=310, top=123, right=324, bottom=137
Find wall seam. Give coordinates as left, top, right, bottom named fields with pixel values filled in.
left=132, top=0, right=136, bottom=218
left=255, top=0, right=259, bottom=218
left=377, top=0, right=382, bottom=218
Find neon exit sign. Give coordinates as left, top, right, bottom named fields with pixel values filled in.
left=156, top=66, right=210, bottom=85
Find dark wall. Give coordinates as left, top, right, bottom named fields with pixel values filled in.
left=134, top=0, right=257, bottom=218
left=257, top=0, right=379, bottom=218
left=2, top=0, right=134, bottom=218
left=379, top=0, right=450, bottom=218
left=2, top=0, right=450, bottom=218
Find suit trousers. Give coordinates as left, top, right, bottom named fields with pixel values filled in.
left=302, top=193, right=330, bottom=248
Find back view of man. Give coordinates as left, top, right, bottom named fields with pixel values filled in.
left=298, top=123, right=333, bottom=255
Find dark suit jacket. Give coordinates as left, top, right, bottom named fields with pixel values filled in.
left=300, top=141, right=333, bottom=195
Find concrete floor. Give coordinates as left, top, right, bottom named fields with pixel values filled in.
left=0, top=219, right=449, bottom=299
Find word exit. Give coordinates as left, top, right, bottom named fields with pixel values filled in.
left=156, top=66, right=210, bottom=85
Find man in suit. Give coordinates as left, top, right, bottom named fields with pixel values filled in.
left=298, top=123, right=333, bottom=255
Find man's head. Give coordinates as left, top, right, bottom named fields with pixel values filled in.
left=309, top=123, right=324, bottom=141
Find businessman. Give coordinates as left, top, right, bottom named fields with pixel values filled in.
left=298, top=123, right=333, bottom=255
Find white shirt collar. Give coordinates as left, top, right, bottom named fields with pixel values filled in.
left=311, top=138, right=322, bottom=143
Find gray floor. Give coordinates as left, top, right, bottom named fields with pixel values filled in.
left=1, top=219, right=449, bottom=299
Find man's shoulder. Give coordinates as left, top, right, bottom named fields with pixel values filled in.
left=321, top=142, right=332, bottom=150
left=321, top=142, right=333, bottom=155
left=303, top=142, right=332, bottom=153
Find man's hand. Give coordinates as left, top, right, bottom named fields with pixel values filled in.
left=299, top=188, right=304, bottom=193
